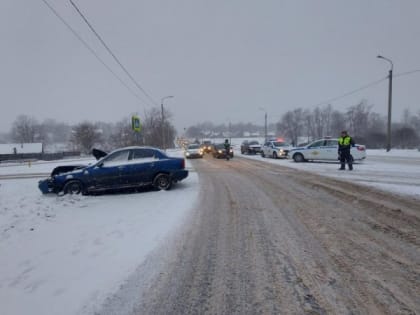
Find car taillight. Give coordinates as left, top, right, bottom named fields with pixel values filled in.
left=357, top=146, right=365, bottom=151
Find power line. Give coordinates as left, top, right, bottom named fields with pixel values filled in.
left=40, top=0, right=149, bottom=106
left=69, top=0, right=158, bottom=106
left=394, top=69, right=420, bottom=78
left=312, top=69, right=420, bottom=108
left=312, top=76, right=388, bottom=107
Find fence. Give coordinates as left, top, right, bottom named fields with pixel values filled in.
left=0, top=151, right=81, bottom=162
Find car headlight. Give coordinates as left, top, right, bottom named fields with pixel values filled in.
left=218, top=150, right=223, bottom=153
left=186, top=152, right=190, bottom=156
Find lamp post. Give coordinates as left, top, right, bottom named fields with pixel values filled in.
left=259, top=107, right=268, bottom=142
left=377, top=55, right=393, bottom=152
left=161, top=95, right=174, bottom=150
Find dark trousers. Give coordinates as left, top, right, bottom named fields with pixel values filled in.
left=339, top=149, right=353, bottom=170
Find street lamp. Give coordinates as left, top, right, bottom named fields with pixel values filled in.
left=161, top=95, right=174, bottom=150
left=259, top=107, right=268, bottom=142
left=377, top=55, right=393, bottom=152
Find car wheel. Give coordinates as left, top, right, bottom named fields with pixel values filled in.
left=293, top=153, right=305, bottom=163
left=153, top=173, right=172, bottom=190
left=63, top=180, right=84, bottom=195
left=261, top=151, right=265, bottom=158
left=272, top=152, right=277, bottom=159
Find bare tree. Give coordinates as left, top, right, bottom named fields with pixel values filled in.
left=42, top=119, right=72, bottom=144
left=69, top=121, right=102, bottom=154
left=277, top=108, right=304, bottom=146
left=141, top=106, right=176, bottom=148
left=346, top=100, right=372, bottom=137
left=393, top=125, right=419, bottom=149
left=408, top=109, right=420, bottom=131
left=142, top=107, right=162, bottom=147
left=330, top=110, right=347, bottom=138
left=110, top=118, right=142, bottom=149
left=11, top=115, right=38, bottom=143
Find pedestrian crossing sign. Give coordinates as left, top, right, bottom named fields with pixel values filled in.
left=131, top=115, right=141, bottom=132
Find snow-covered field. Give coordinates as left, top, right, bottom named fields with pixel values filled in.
left=1, top=144, right=419, bottom=315
left=0, top=149, right=199, bottom=315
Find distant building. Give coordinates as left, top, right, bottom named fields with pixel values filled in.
left=0, top=143, right=43, bottom=155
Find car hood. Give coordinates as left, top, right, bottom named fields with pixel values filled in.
left=92, top=148, right=107, bottom=160
left=51, top=165, right=87, bottom=176
left=50, top=149, right=105, bottom=177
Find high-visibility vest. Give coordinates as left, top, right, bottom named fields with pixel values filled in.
left=338, top=136, right=352, bottom=146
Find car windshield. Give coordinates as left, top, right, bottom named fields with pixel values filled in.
left=249, top=141, right=259, bottom=145
left=188, top=144, right=200, bottom=149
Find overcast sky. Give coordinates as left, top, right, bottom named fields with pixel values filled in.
left=1, top=0, right=419, bottom=134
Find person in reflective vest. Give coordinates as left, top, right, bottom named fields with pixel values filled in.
left=338, top=130, right=355, bottom=170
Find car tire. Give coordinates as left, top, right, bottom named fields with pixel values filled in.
left=261, top=151, right=265, bottom=158
left=293, top=153, right=305, bottom=163
left=153, top=173, right=172, bottom=190
left=63, top=180, right=84, bottom=195
left=272, top=152, right=277, bottom=159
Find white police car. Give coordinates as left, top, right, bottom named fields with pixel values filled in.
left=288, top=138, right=366, bottom=162
left=261, top=139, right=293, bottom=159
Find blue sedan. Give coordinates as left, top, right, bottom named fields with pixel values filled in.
left=38, top=147, right=188, bottom=195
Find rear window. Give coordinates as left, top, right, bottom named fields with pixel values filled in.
left=131, top=149, right=156, bottom=159
left=274, top=142, right=289, bottom=147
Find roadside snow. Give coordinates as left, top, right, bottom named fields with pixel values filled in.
left=0, top=149, right=198, bottom=315
left=235, top=147, right=420, bottom=199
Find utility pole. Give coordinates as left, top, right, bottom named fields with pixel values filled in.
left=161, top=96, right=174, bottom=150
left=259, top=107, right=268, bottom=142
left=161, top=102, right=164, bottom=149
left=386, top=67, right=393, bottom=152
left=264, top=112, right=268, bottom=143
left=377, top=55, right=393, bottom=152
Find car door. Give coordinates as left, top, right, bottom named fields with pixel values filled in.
left=91, top=150, right=130, bottom=189
left=262, top=142, right=270, bottom=155
left=124, top=148, right=158, bottom=186
left=307, top=140, right=325, bottom=159
left=324, top=139, right=339, bottom=160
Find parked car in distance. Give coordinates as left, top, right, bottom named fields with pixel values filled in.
left=240, top=140, right=261, bottom=154
left=288, top=138, right=366, bottom=162
left=212, top=143, right=234, bottom=159
left=184, top=143, right=204, bottom=159
left=38, top=146, right=188, bottom=195
left=261, top=140, right=292, bottom=159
